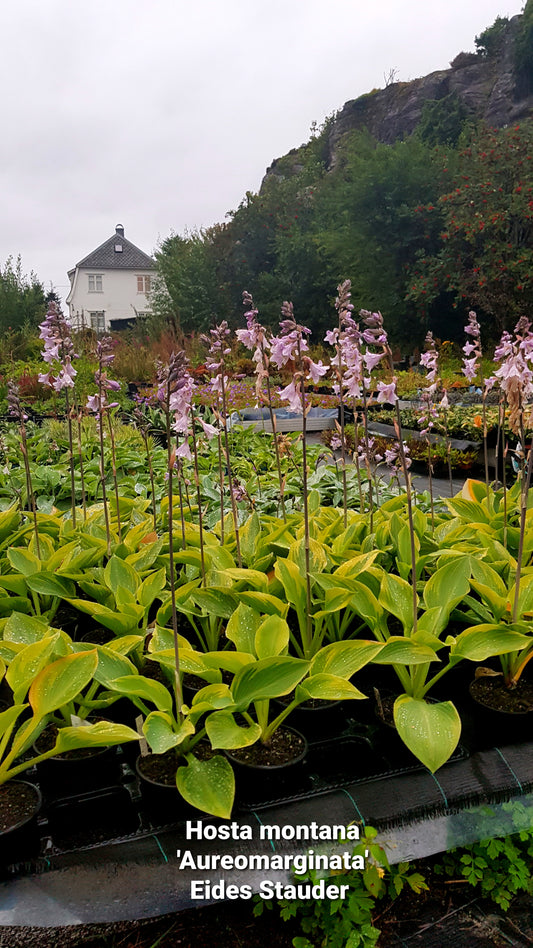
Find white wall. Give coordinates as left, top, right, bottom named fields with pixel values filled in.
left=67, top=268, right=154, bottom=328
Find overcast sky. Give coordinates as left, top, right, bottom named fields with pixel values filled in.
left=0, top=0, right=525, bottom=303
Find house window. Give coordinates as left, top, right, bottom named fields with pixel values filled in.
left=89, top=312, right=106, bottom=333
left=88, top=274, right=103, bottom=292
left=136, top=275, right=152, bottom=293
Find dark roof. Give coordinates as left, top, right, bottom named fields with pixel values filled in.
left=75, top=228, right=155, bottom=271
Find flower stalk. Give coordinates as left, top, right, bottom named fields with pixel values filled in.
left=7, top=381, right=40, bottom=558
left=239, top=291, right=287, bottom=521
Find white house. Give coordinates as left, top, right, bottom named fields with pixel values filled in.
left=66, top=225, right=156, bottom=332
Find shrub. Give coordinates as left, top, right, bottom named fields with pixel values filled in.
left=475, top=16, right=510, bottom=57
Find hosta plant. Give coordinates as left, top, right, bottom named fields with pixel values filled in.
left=0, top=630, right=139, bottom=785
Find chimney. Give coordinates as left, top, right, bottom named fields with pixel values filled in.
left=115, top=224, right=124, bottom=237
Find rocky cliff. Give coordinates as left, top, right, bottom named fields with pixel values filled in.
left=264, top=14, right=533, bottom=182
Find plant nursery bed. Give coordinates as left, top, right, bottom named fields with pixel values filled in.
left=1, top=701, right=533, bottom=928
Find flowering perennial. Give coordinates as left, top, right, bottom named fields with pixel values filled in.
left=271, top=302, right=326, bottom=413
left=492, top=317, right=533, bottom=435
left=86, top=336, right=121, bottom=415
left=418, top=332, right=440, bottom=436
left=38, top=301, right=78, bottom=392
left=462, top=311, right=482, bottom=383
left=236, top=292, right=271, bottom=406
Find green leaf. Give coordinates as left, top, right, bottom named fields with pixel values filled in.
left=424, top=557, right=470, bottom=613
left=92, top=647, right=138, bottom=688
left=125, top=538, right=164, bottom=571
left=206, top=711, right=261, bottom=749
left=240, top=512, right=261, bottom=566
left=66, top=599, right=141, bottom=635
left=310, top=641, right=383, bottom=679
left=296, top=674, right=367, bottom=702
left=446, top=497, right=491, bottom=524
left=417, top=606, right=451, bottom=639
left=224, top=568, right=269, bottom=592
left=137, top=568, right=167, bottom=609
left=4, top=612, right=51, bottom=645
left=6, top=635, right=60, bottom=704
left=0, top=575, right=31, bottom=596
left=397, top=523, right=419, bottom=566
left=104, top=556, right=139, bottom=596
left=225, top=603, right=262, bottom=654
left=105, top=635, right=145, bottom=655
left=347, top=580, right=384, bottom=631
left=372, top=637, right=439, bottom=666
left=0, top=596, right=31, bottom=617
left=29, top=650, right=99, bottom=719
left=143, top=711, right=194, bottom=753
left=380, top=573, right=416, bottom=632
left=26, top=572, right=76, bottom=599
left=191, top=588, right=238, bottom=619
left=450, top=624, right=532, bottom=661
left=148, top=626, right=192, bottom=653
left=288, top=537, right=327, bottom=575
left=201, top=651, right=255, bottom=675
left=190, top=683, right=234, bottom=713
left=332, top=551, right=379, bottom=579
left=394, top=695, right=461, bottom=772
left=52, top=721, right=140, bottom=752
left=177, top=754, right=235, bottom=818
left=469, top=558, right=506, bottom=596
left=313, top=587, right=355, bottom=616
left=0, top=506, right=21, bottom=543
left=255, top=614, right=290, bottom=659
left=238, top=592, right=288, bottom=618
left=232, top=656, right=310, bottom=706
left=0, top=703, right=25, bottom=740
left=7, top=547, right=42, bottom=577
left=514, top=574, right=533, bottom=618
left=470, top=581, right=507, bottom=621
left=275, top=558, right=307, bottom=613
left=108, top=675, right=173, bottom=712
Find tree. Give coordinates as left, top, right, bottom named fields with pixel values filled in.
left=0, top=256, right=46, bottom=335
left=407, top=120, right=533, bottom=333
left=475, top=16, right=510, bottom=57
left=418, top=93, right=469, bottom=147
left=311, top=131, right=450, bottom=343
left=514, top=0, right=533, bottom=95
left=152, top=229, right=230, bottom=336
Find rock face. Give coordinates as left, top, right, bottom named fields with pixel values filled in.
left=264, top=15, right=533, bottom=181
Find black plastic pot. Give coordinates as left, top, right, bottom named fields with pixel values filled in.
left=226, top=726, right=308, bottom=806
left=468, top=676, right=533, bottom=746
left=135, top=752, right=196, bottom=826
left=273, top=695, right=344, bottom=740
left=33, top=727, right=121, bottom=800
left=46, top=786, right=139, bottom=850
left=0, top=780, right=42, bottom=866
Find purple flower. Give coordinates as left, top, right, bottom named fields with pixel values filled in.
left=363, top=351, right=384, bottom=373
left=157, top=351, right=194, bottom=435
left=86, top=394, right=99, bottom=413
left=464, top=311, right=481, bottom=337
left=7, top=381, right=27, bottom=422
left=39, top=301, right=78, bottom=391
left=278, top=379, right=302, bottom=413
left=463, top=357, right=479, bottom=382
left=462, top=311, right=482, bottom=382
left=376, top=380, right=398, bottom=405
left=305, top=358, right=328, bottom=384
